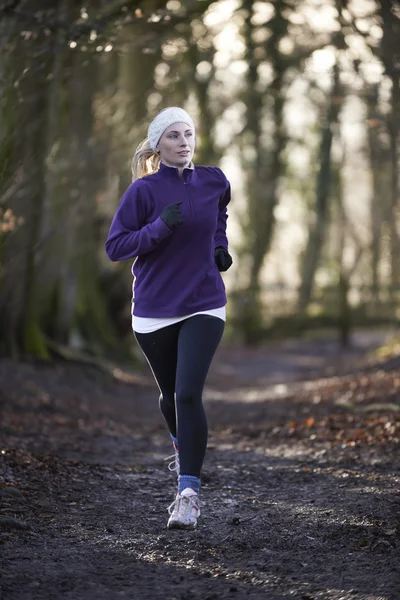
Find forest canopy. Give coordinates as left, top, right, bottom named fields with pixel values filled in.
left=0, top=0, right=399, bottom=357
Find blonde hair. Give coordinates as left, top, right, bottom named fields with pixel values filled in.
left=131, top=137, right=161, bottom=181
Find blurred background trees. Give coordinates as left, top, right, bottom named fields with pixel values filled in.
left=0, top=0, right=399, bottom=359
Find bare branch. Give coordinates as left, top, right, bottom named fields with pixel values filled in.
left=0, top=0, right=23, bottom=13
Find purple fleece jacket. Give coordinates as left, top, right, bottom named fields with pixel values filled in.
left=105, top=162, right=231, bottom=317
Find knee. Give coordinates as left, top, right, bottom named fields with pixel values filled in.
left=176, top=389, right=201, bottom=406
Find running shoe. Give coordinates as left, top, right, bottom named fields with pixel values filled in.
left=167, top=487, right=200, bottom=530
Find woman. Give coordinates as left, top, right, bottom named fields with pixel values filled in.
left=105, top=107, right=232, bottom=530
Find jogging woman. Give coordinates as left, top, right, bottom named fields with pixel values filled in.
left=105, top=107, right=232, bottom=529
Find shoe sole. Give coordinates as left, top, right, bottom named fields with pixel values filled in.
left=167, top=520, right=198, bottom=530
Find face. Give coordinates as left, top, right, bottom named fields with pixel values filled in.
left=156, top=122, right=195, bottom=169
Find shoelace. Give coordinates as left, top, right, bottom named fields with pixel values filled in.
left=164, top=442, right=180, bottom=474
left=164, top=453, right=179, bottom=473
left=167, top=493, right=199, bottom=517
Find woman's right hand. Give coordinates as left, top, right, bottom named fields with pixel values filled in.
left=160, top=201, right=184, bottom=230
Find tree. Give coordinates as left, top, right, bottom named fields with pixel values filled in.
left=297, top=58, right=343, bottom=314
left=0, top=0, right=216, bottom=358
left=365, top=84, right=391, bottom=307
left=378, top=0, right=400, bottom=292
left=0, top=1, right=56, bottom=357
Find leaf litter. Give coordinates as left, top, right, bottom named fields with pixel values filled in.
left=0, top=341, right=399, bottom=600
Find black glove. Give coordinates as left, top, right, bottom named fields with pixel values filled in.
left=160, top=202, right=184, bottom=230
left=214, top=246, right=233, bottom=272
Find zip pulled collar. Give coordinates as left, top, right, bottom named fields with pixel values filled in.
left=158, top=161, right=195, bottom=182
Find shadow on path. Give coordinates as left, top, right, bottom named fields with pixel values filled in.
left=0, top=329, right=399, bottom=600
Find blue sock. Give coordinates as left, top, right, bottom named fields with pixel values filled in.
left=170, top=433, right=178, bottom=445
left=178, top=475, right=200, bottom=495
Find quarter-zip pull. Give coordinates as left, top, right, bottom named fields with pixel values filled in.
left=183, top=181, right=195, bottom=217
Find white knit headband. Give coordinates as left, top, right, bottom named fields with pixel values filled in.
left=148, top=107, right=195, bottom=152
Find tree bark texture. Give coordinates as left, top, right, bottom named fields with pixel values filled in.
left=379, top=0, right=400, bottom=292
left=297, top=61, right=342, bottom=314
left=0, top=2, right=54, bottom=357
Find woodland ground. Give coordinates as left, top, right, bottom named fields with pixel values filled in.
left=0, top=329, right=399, bottom=600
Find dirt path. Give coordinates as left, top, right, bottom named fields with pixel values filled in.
left=0, top=331, right=399, bottom=600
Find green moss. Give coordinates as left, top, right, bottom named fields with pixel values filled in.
left=75, top=255, right=124, bottom=358
left=23, top=318, right=49, bottom=359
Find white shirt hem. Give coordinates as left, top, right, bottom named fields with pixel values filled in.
left=132, top=306, right=226, bottom=334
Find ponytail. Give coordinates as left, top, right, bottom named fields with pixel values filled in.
left=131, top=137, right=161, bottom=181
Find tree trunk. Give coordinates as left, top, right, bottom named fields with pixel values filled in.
left=388, top=73, right=400, bottom=292
left=0, top=11, right=21, bottom=356
left=186, top=42, right=220, bottom=166
left=297, top=60, right=342, bottom=314
left=0, top=3, right=54, bottom=357
left=379, top=0, right=400, bottom=295
left=61, top=49, right=120, bottom=354
left=34, top=12, right=72, bottom=343
left=365, top=85, right=390, bottom=308
left=333, top=159, right=351, bottom=347
left=229, top=0, right=290, bottom=343
left=113, top=28, right=162, bottom=194
left=248, top=70, right=285, bottom=291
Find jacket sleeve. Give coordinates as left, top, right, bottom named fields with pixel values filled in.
left=214, top=170, right=231, bottom=251
left=105, top=182, right=172, bottom=262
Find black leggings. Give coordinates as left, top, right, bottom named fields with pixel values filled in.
left=135, top=315, right=224, bottom=477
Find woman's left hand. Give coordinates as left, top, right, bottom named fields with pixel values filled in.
left=214, top=247, right=233, bottom=272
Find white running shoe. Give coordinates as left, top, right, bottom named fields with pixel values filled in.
left=167, top=488, right=200, bottom=530
left=164, top=440, right=180, bottom=476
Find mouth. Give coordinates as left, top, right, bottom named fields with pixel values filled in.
left=178, top=151, right=190, bottom=156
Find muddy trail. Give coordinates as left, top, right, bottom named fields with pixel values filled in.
left=0, top=331, right=399, bottom=600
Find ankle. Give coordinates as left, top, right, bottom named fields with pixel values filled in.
left=178, top=475, right=200, bottom=495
